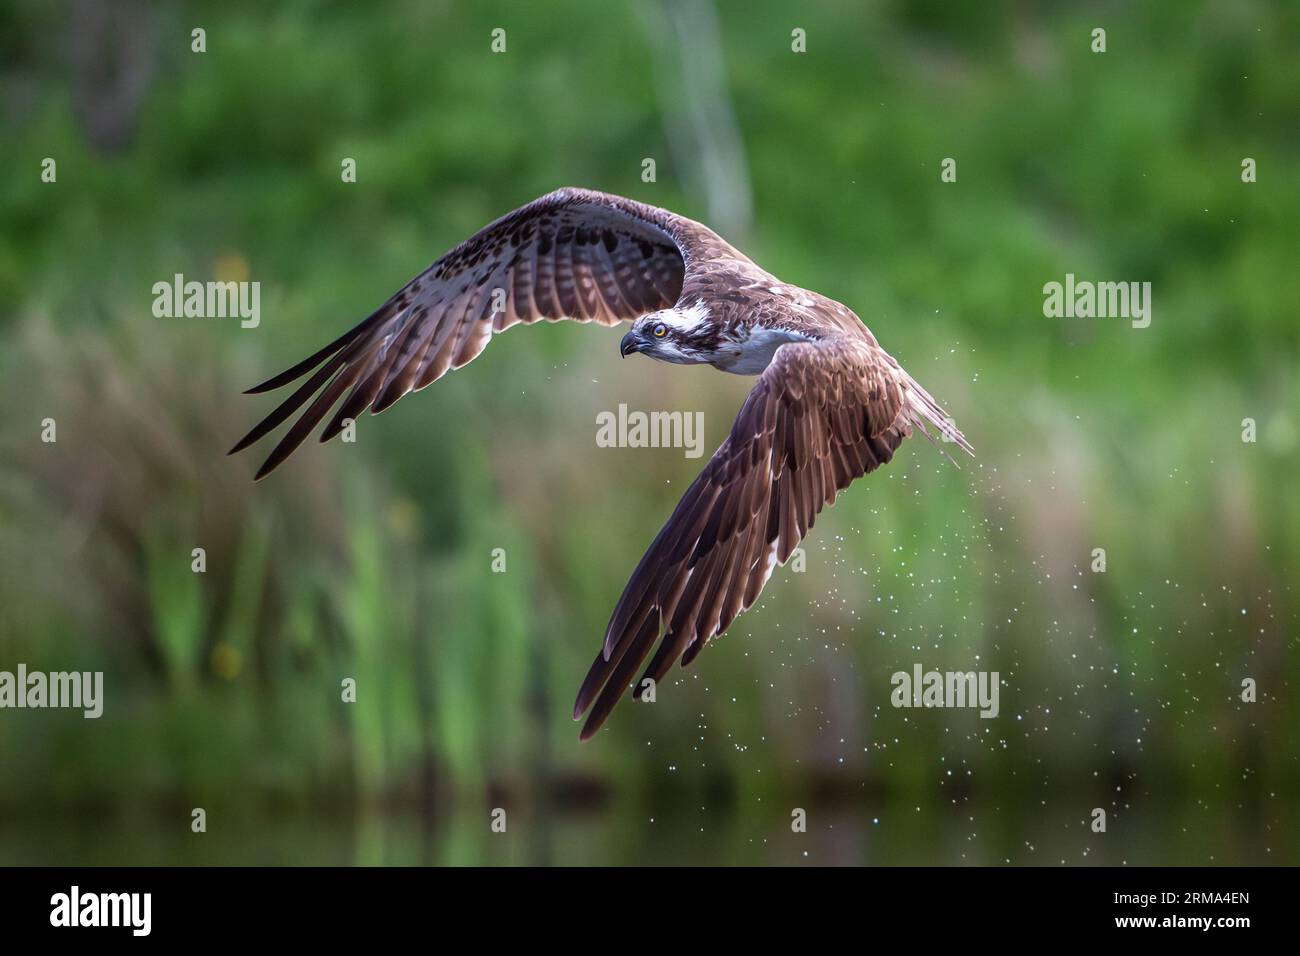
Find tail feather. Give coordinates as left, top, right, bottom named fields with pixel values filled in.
left=902, top=375, right=973, bottom=459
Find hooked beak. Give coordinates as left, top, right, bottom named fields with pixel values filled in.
left=620, top=330, right=641, bottom=358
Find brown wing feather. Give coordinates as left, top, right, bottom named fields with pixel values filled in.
left=230, top=187, right=741, bottom=479
left=573, top=339, right=916, bottom=740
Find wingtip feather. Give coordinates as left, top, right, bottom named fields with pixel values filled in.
left=227, top=431, right=259, bottom=456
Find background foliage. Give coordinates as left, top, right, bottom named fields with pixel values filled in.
left=0, top=0, right=1296, bottom=865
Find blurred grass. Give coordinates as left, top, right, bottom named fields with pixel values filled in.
left=0, top=0, right=1296, bottom=864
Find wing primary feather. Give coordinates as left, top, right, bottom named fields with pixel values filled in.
left=578, top=612, right=662, bottom=740
left=228, top=343, right=361, bottom=455
left=243, top=303, right=393, bottom=394
left=320, top=350, right=389, bottom=442
left=575, top=601, right=657, bottom=717
left=252, top=359, right=368, bottom=480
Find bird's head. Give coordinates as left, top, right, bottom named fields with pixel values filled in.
left=620, top=305, right=713, bottom=365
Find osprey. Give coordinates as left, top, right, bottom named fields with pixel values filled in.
left=231, top=187, right=972, bottom=739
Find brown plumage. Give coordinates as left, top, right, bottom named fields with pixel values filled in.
left=230, top=187, right=972, bottom=738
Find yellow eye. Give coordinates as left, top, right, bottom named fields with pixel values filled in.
left=653, top=323, right=668, bottom=338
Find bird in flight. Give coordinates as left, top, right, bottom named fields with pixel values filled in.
left=231, top=187, right=971, bottom=739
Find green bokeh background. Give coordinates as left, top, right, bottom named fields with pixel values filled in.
left=0, top=0, right=1296, bottom=865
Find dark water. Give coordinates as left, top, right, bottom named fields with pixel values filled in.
left=3, top=795, right=1289, bottom=866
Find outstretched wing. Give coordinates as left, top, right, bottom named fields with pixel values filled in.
left=230, top=187, right=748, bottom=478
left=573, top=338, right=963, bottom=739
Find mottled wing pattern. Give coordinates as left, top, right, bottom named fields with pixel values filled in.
left=573, top=338, right=915, bottom=739
left=230, top=188, right=731, bottom=478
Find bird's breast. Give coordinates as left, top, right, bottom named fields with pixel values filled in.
left=710, top=325, right=813, bottom=375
